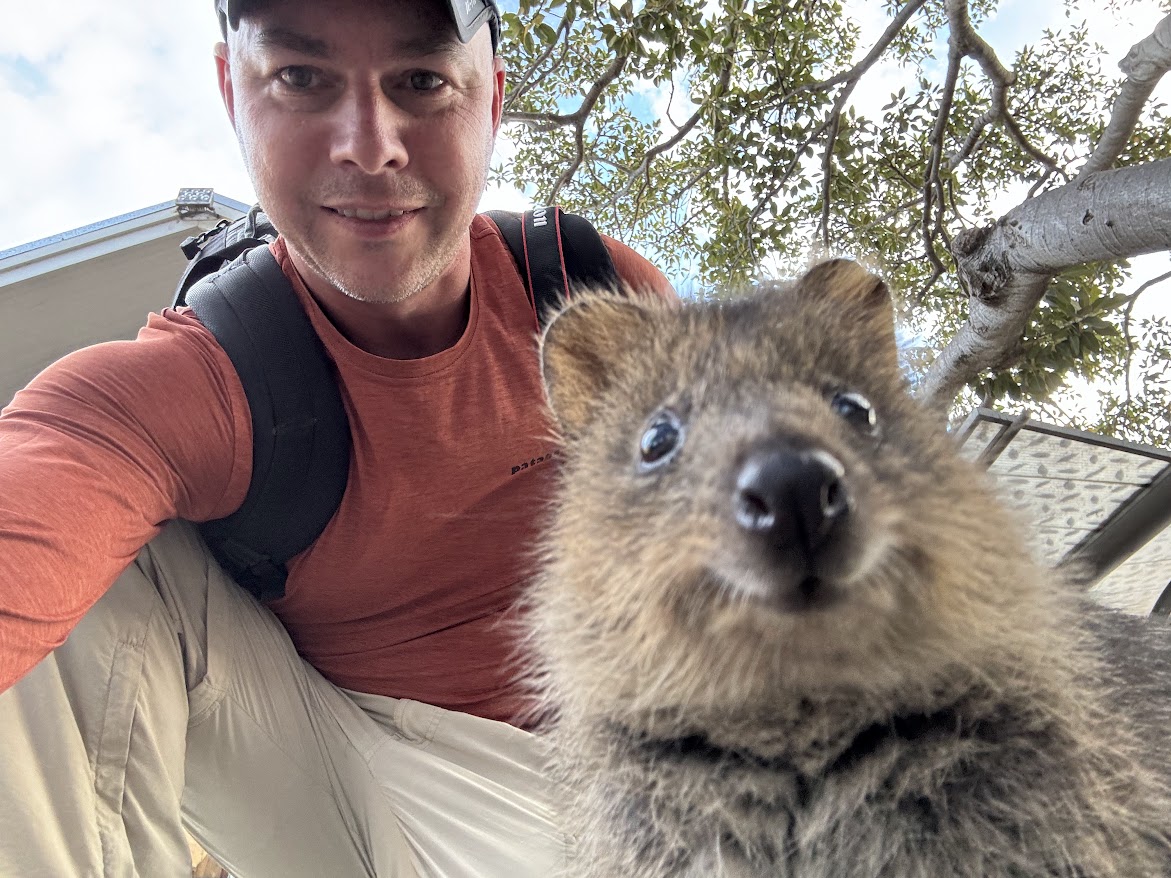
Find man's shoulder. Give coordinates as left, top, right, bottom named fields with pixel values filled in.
left=471, top=212, right=675, bottom=300
left=6, top=306, right=241, bottom=434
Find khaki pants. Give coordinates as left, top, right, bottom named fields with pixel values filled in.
left=0, top=521, right=566, bottom=878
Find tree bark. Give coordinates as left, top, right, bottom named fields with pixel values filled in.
left=921, top=157, right=1171, bottom=409
left=1079, top=13, right=1171, bottom=177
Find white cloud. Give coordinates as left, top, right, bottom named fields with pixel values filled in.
left=1, top=2, right=254, bottom=250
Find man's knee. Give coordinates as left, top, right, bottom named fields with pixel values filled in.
left=0, top=522, right=213, bottom=877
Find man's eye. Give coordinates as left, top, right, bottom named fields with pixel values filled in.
left=277, top=66, right=322, bottom=90
left=408, top=71, right=446, bottom=92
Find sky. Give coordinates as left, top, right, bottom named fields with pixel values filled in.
left=2, top=0, right=1168, bottom=324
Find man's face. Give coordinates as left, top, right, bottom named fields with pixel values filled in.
left=216, top=0, right=504, bottom=306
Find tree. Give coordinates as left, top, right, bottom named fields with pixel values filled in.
left=494, top=0, right=1171, bottom=429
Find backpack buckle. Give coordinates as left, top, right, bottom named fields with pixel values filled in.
left=180, top=218, right=231, bottom=260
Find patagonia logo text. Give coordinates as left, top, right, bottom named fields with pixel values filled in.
left=512, top=451, right=558, bottom=475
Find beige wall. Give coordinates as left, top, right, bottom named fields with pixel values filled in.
left=0, top=231, right=192, bottom=408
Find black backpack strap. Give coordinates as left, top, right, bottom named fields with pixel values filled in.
left=184, top=246, right=351, bottom=601
left=485, top=210, right=529, bottom=301
left=485, top=206, right=619, bottom=328
left=174, top=205, right=279, bottom=306
left=555, top=209, right=621, bottom=301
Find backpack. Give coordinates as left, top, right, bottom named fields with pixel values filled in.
left=173, top=205, right=619, bottom=601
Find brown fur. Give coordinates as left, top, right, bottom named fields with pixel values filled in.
left=528, top=260, right=1171, bottom=877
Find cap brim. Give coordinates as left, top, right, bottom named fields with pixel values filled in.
left=220, top=0, right=498, bottom=49
left=446, top=0, right=498, bottom=45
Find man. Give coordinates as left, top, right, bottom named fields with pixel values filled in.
left=0, top=0, right=673, bottom=875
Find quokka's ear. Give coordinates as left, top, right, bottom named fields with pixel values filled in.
left=540, top=293, right=651, bottom=436
left=795, top=259, right=898, bottom=366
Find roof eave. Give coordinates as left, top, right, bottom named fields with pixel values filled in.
left=0, top=193, right=250, bottom=287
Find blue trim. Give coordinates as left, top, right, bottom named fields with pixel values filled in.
left=0, top=201, right=174, bottom=261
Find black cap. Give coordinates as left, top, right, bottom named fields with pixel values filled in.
left=215, top=0, right=500, bottom=51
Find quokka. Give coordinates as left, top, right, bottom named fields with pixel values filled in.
left=528, top=259, right=1171, bottom=878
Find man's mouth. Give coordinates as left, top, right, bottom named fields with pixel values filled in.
left=328, top=206, right=414, bottom=221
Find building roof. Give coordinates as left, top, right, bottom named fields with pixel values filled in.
left=0, top=190, right=249, bottom=407
left=0, top=190, right=250, bottom=282
left=956, top=408, right=1171, bottom=615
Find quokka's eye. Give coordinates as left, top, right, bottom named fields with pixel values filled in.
left=831, top=391, right=878, bottom=434
left=639, top=412, right=685, bottom=470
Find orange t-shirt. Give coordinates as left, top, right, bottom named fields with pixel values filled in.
left=0, top=214, right=672, bottom=723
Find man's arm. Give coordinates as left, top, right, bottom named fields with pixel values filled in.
left=0, top=310, right=251, bottom=691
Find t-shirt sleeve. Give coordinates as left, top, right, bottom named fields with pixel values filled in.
left=601, top=235, right=677, bottom=301
left=0, top=309, right=251, bottom=692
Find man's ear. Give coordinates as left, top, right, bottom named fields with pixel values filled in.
left=540, top=294, right=651, bottom=437
left=491, top=56, right=506, bottom=135
left=215, top=42, right=237, bottom=130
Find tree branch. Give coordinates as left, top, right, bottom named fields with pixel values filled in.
left=589, top=24, right=738, bottom=215
left=749, top=0, right=913, bottom=234
left=922, top=158, right=1171, bottom=408
left=549, top=124, right=587, bottom=204
left=943, top=0, right=1061, bottom=176
left=504, top=111, right=572, bottom=132
left=945, top=0, right=1013, bottom=86
left=790, top=0, right=929, bottom=98
left=818, top=82, right=856, bottom=248
left=504, top=50, right=629, bottom=129
left=922, top=22, right=961, bottom=279
left=1120, top=268, right=1171, bottom=406
left=946, top=105, right=998, bottom=172
left=504, top=15, right=573, bottom=113
left=1078, top=12, right=1171, bottom=178
left=504, top=49, right=629, bottom=200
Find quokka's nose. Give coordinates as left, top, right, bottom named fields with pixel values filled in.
left=733, top=443, right=850, bottom=555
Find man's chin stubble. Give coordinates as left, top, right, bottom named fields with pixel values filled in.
left=300, top=243, right=433, bottom=305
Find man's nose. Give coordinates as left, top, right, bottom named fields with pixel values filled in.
left=329, top=84, right=409, bottom=173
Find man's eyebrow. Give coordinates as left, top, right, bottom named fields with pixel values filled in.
left=252, top=26, right=470, bottom=65
left=255, top=27, right=333, bottom=59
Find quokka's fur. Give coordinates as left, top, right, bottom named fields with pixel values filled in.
left=529, top=260, right=1171, bottom=878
